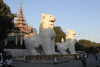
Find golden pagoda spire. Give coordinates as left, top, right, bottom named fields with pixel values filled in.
left=88, top=36, right=90, bottom=41
left=20, top=0, right=22, bottom=9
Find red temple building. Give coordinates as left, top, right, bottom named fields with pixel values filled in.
left=4, top=2, right=35, bottom=49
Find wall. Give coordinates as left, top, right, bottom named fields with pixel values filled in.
left=4, top=49, right=30, bottom=57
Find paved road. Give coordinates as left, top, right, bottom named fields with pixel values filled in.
left=79, top=54, right=100, bottom=67
left=12, top=54, right=100, bottom=67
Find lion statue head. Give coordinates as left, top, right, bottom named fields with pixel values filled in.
left=39, top=13, right=56, bottom=33
left=66, top=29, right=76, bottom=40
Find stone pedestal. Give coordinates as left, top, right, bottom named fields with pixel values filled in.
left=25, top=55, right=75, bottom=63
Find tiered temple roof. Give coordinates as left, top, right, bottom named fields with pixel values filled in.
left=14, top=2, right=34, bottom=36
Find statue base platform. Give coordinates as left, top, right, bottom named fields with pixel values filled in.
left=25, top=54, right=78, bottom=64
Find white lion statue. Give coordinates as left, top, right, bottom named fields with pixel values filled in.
left=25, top=13, right=59, bottom=55
left=57, top=29, right=77, bottom=54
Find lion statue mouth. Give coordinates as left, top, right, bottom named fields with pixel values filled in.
left=49, top=19, right=56, bottom=26
left=50, top=20, right=55, bottom=22
left=40, top=13, right=56, bottom=29
left=73, top=34, right=76, bottom=37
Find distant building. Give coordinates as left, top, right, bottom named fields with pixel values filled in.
left=4, top=2, right=34, bottom=49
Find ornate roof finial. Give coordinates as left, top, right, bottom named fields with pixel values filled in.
left=20, top=0, right=22, bottom=8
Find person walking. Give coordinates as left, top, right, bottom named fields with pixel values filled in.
left=81, top=55, right=86, bottom=66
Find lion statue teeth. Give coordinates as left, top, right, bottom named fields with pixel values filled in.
left=57, top=29, right=77, bottom=54
left=25, top=13, right=59, bottom=55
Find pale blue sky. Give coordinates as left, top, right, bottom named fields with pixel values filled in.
left=3, top=0, right=100, bottom=43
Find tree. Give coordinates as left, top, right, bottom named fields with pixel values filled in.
left=78, top=39, right=92, bottom=48
left=96, top=45, right=100, bottom=52
left=77, top=39, right=100, bottom=54
left=53, top=26, right=66, bottom=52
left=85, top=47, right=90, bottom=54
left=94, top=48, right=99, bottom=54
left=53, top=26, right=66, bottom=45
left=75, top=42, right=85, bottom=51
left=89, top=46, right=94, bottom=53
left=0, top=40, right=4, bottom=52
left=0, top=0, right=17, bottom=40
left=0, top=0, right=17, bottom=52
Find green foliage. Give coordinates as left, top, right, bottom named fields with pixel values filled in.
left=96, top=45, right=100, bottom=50
left=75, top=42, right=85, bottom=51
left=85, top=47, right=90, bottom=54
left=0, top=0, right=17, bottom=52
left=0, top=40, right=4, bottom=52
left=53, top=26, right=66, bottom=45
left=89, top=46, right=94, bottom=53
left=94, top=48, right=99, bottom=54
left=78, top=39, right=91, bottom=47
left=76, top=39, right=100, bottom=54
left=0, top=0, right=17, bottom=40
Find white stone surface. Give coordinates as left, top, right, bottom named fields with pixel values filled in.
left=4, top=49, right=30, bottom=56
left=24, top=13, right=59, bottom=55
left=40, top=13, right=56, bottom=29
left=66, top=29, right=76, bottom=40
left=57, top=29, right=77, bottom=54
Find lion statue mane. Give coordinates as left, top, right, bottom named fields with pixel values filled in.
left=25, top=13, right=59, bottom=55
